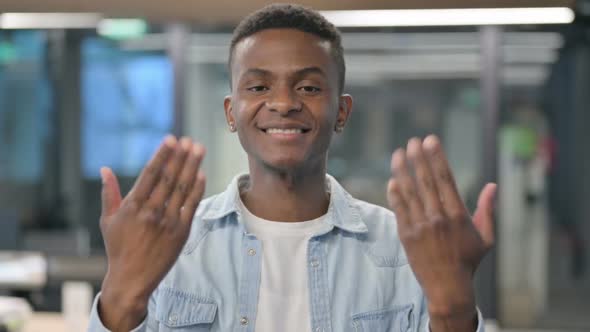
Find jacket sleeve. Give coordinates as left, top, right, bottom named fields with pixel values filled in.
left=418, top=295, right=485, bottom=332
left=87, top=288, right=159, bottom=332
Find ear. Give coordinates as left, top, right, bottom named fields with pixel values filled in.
left=336, top=94, right=353, bottom=130
left=224, top=95, right=235, bottom=125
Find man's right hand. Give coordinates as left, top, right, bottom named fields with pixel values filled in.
left=97, top=136, right=206, bottom=332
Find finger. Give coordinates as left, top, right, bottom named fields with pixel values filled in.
left=165, top=143, right=205, bottom=217
left=100, top=167, right=122, bottom=218
left=422, top=135, right=465, bottom=219
left=129, top=135, right=177, bottom=203
left=473, top=183, right=497, bottom=249
left=391, top=148, right=425, bottom=222
left=406, top=137, right=443, bottom=218
left=387, top=178, right=410, bottom=227
left=180, top=170, right=206, bottom=225
left=146, top=137, right=191, bottom=212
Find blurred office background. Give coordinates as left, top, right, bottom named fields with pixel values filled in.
left=0, top=0, right=588, bottom=331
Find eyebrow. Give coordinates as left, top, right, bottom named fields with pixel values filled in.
left=294, top=66, right=327, bottom=78
left=241, top=66, right=327, bottom=79
left=242, top=68, right=272, bottom=78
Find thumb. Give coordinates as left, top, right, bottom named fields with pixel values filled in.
left=100, top=167, right=122, bottom=218
left=473, top=183, right=497, bottom=249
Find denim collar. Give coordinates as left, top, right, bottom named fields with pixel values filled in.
left=201, top=173, right=368, bottom=234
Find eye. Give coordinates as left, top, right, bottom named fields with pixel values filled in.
left=298, top=86, right=321, bottom=93
left=247, top=86, right=269, bottom=92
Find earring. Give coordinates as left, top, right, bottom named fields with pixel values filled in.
left=335, top=124, right=344, bottom=133
left=229, top=122, right=236, bottom=132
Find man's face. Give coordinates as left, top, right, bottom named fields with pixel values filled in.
left=225, top=28, right=351, bottom=172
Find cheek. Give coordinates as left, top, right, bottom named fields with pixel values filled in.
left=312, top=108, right=338, bottom=149
left=232, top=103, right=255, bottom=129
left=232, top=101, right=264, bottom=155
left=314, top=101, right=340, bottom=130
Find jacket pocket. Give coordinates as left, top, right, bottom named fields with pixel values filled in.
left=352, top=303, right=413, bottom=332
left=155, top=289, right=217, bottom=331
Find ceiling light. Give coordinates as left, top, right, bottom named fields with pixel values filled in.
left=320, top=7, right=574, bottom=27
left=97, top=19, right=148, bottom=40
left=0, top=13, right=101, bottom=29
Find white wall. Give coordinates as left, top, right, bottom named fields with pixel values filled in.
left=183, top=63, right=248, bottom=196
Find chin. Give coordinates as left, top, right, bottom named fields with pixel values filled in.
left=263, top=156, right=308, bottom=171
left=259, top=151, right=327, bottom=174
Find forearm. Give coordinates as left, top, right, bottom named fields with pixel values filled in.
left=426, top=284, right=480, bottom=332
left=98, top=290, right=148, bottom=332
left=428, top=308, right=478, bottom=332
left=88, top=289, right=151, bottom=332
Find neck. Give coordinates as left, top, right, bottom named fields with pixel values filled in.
left=241, top=159, right=330, bottom=222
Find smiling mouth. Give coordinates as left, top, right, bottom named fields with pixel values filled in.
left=261, top=128, right=310, bottom=134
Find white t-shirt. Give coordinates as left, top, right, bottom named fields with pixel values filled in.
left=239, top=198, right=331, bottom=332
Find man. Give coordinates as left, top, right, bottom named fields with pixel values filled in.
left=88, top=4, right=496, bottom=332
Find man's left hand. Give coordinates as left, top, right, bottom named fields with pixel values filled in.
left=386, top=135, right=496, bottom=330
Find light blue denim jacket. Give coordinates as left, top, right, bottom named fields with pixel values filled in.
left=88, top=174, right=484, bottom=332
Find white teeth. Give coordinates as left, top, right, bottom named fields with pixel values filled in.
left=266, top=128, right=303, bottom=134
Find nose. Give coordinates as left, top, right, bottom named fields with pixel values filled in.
left=266, top=86, right=302, bottom=116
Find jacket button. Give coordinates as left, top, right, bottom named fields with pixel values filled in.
left=310, top=260, right=320, bottom=267
left=248, top=248, right=256, bottom=256
left=168, top=313, right=178, bottom=323
left=240, top=316, right=249, bottom=325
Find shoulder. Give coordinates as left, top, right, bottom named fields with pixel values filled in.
left=193, top=194, right=222, bottom=219
left=350, top=197, right=398, bottom=239
left=351, top=197, right=409, bottom=267
left=181, top=193, right=230, bottom=255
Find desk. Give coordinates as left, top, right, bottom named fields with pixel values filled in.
left=24, top=313, right=65, bottom=332
left=0, top=252, right=46, bottom=290
left=24, top=312, right=88, bottom=332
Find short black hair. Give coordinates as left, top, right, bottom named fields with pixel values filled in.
left=229, top=3, right=345, bottom=92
